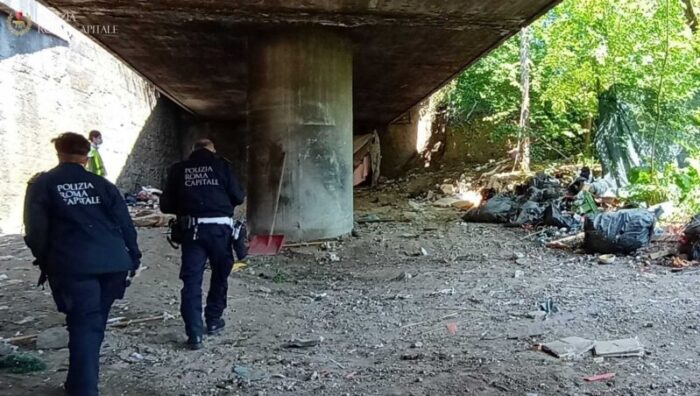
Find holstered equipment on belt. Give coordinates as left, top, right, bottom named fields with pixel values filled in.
left=33, top=259, right=48, bottom=289
left=167, top=216, right=192, bottom=249
left=232, top=220, right=248, bottom=259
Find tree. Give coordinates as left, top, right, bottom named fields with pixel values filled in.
left=681, top=0, right=698, bottom=32
left=513, top=27, right=532, bottom=172
left=444, top=0, right=700, bottom=165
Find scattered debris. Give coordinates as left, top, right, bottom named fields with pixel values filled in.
left=430, top=288, right=455, bottom=296
left=584, top=372, right=616, bottom=382
left=541, top=337, right=595, bottom=360
left=232, top=262, right=248, bottom=272
left=539, top=298, right=559, bottom=315
left=648, top=248, right=675, bottom=261
left=233, top=365, right=267, bottom=382
left=311, top=292, right=327, bottom=300
left=108, top=312, right=174, bottom=328
left=526, top=311, right=547, bottom=320
left=131, top=209, right=174, bottom=228
left=401, top=313, right=458, bottom=329
left=129, top=352, right=144, bottom=362
left=446, top=322, right=458, bottom=335
left=514, top=270, right=524, bottom=278
left=598, top=254, right=616, bottom=265
left=594, top=337, right=644, bottom=358
left=440, top=184, right=456, bottom=195
left=546, top=233, right=584, bottom=250
left=356, top=214, right=382, bottom=224
left=393, top=272, right=413, bottom=282
left=671, top=257, right=696, bottom=268
left=258, top=286, right=272, bottom=294
left=284, top=337, right=323, bottom=348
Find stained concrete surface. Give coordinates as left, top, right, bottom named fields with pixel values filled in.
left=36, top=0, right=561, bottom=126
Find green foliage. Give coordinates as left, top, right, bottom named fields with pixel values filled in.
left=625, top=154, right=700, bottom=215
left=442, top=0, right=700, bottom=163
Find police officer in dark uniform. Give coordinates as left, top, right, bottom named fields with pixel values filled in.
left=23, top=132, right=141, bottom=396
left=160, top=138, right=245, bottom=350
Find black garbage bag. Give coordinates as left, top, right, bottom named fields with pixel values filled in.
left=680, top=214, right=700, bottom=260
left=528, top=172, right=561, bottom=190
left=583, top=209, right=656, bottom=254
left=526, top=186, right=544, bottom=202
left=542, top=187, right=563, bottom=201
left=543, top=203, right=581, bottom=230
left=509, top=201, right=545, bottom=227
left=462, top=195, right=520, bottom=224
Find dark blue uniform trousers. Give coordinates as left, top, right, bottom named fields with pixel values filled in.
left=49, top=272, right=127, bottom=396
left=180, top=224, right=234, bottom=338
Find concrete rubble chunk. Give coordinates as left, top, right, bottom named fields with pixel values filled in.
left=594, top=337, right=644, bottom=358
left=541, top=336, right=595, bottom=360
left=36, top=326, right=69, bottom=350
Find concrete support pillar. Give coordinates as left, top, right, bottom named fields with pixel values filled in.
left=248, top=29, right=353, bottom=241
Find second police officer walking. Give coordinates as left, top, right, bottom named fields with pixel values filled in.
left=160, top=138, right=245, bottom=349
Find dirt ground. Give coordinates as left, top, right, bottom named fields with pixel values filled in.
left=1, top=175, right=700, bottom=396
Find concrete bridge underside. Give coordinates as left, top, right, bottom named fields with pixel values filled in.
left=39, top=0, right=560, bottom=241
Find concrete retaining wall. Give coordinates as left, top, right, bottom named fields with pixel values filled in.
left=0, top=6, right=183, bottom=234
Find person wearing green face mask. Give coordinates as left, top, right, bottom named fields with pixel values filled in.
left=86, top=130, right=106, bottom=177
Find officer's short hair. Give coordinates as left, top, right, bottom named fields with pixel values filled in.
left=88, top=130, right=101, bottom=141
left=52, top=132, right=90, bottom=156
left=193, top=138, right=215, bottom=151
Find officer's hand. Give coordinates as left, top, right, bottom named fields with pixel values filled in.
left=130, top=267, right=144, bottom=279
left=125, top=267, right=142, bottom=287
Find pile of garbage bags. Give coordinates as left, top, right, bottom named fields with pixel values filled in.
left=463, top=170, right=662, bottom=254
left=463, top=172, right=581, bottom=230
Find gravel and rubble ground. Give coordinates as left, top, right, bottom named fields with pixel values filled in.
left=1, top=171, right=700, bottom=395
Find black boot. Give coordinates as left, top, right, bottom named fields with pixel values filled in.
left=186, top=335, right=203, bottom=350
left=206, top=318, right=225, bottom=335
